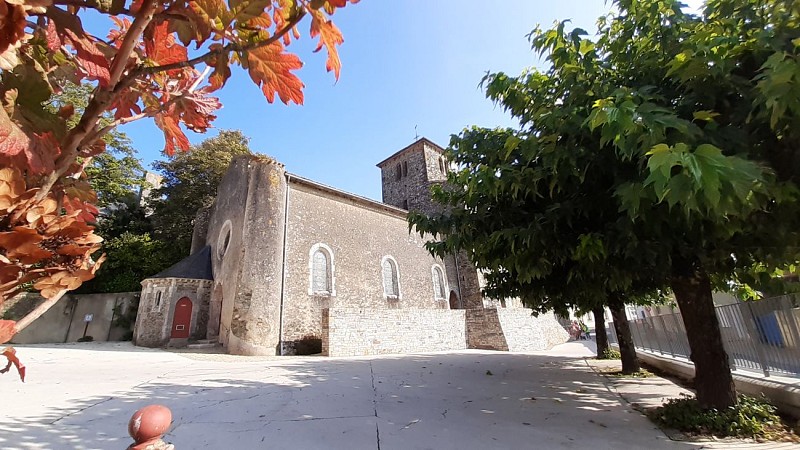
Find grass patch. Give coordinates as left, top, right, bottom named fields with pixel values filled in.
left=607, top=368, right=655, bottom=378
left=648, top=394, right=798, bottom=442
left=596, top=348, right=621, bottom=360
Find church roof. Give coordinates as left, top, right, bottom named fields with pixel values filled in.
left=375, top=137, right=445, bottom=168
left=149, top=245, right=213, bottom=280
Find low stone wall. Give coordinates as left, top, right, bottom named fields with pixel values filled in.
left=465, top=308, right=569, bottom=351
left=496, top=309, right=570, bottom=351
left=2, top=292, right=138, bottom=344
left=323, top=308, right=467, bottom=356
left=465, top=308, right=508, bottom=350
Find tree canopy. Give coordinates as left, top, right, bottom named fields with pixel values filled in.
left=411, top=0, right=800, bottom=409
left=149, top=129, right=254, bottom=263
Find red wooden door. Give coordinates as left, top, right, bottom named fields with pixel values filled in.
left=171, top=297, right=192, bottom=338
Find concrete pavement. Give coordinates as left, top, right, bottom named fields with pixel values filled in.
left=0, top=341, right=719, bottom=449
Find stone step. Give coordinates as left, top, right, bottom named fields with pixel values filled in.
left=186, top=340, right=220, bottom=349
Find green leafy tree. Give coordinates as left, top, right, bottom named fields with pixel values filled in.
left=50, top=83, right=144, bottom=207
left=79, top=233, right=171, bottom=294
left=149, top=130, right=253, bottom=264
left=411, top=0, right=800, bottom=409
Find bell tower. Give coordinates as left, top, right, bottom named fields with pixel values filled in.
left=376, top=138, right=484, bottom=309
left=376, top=137, right=449, bottom=213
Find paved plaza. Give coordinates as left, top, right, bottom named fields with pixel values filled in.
left=0, top=341, right=787, bottom=449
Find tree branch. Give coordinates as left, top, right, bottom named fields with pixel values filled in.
left=35, top=1, right=157, bottom=202
left=13, top=290, right=67, bottom=334
left=53, top=0, right=131, bottom=15
left=134, top=9, right=306, bottom=77
left=77, top=9, right=308, bottom=159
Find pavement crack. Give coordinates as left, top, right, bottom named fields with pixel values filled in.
left=50, top=397, right=113, bottom=425
left=370, top=361, right=381, bottom=450
left=198, top=393, right=262, bottom=409
left=441, top=409, right=448, bottom=419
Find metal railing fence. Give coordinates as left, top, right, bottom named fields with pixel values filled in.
left=606, top=294, right=800, bottom=378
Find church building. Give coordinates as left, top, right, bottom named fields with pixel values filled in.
left=133, top=138, right=568, bottom=356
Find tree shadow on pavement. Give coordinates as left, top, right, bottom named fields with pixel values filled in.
left=1, top=349, right=700, bottom=449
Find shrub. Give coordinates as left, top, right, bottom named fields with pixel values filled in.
left=598, top=348, right=621, bottom=360
left=649, top=394, right=786, bottom=439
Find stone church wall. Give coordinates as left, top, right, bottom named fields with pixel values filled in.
left=281, top=178, right=451, bottom=354
left=202, top=155, right=287, bottom=355
left=134, top=278, right=211, bottom=347
left=322, top=308, right=466, bottom=356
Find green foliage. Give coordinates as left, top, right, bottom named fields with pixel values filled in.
left=598, top=348, right=621, bottom=360
left=650, top=394, right=786, bottom=439
left=149, top=130, right=253, bottom=263
left=50, top=83, right=144, bottom=206
left=409, top=0, right=800, bottom=409
left=112, top=297, right=139, bottom=341
left=95, top=201, right=154, bottom=241
left=78, top=233, right=172, bottom=294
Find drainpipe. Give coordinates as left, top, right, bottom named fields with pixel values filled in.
left=278, top=173, right=291, bottom=356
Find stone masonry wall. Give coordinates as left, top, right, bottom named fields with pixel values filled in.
left=201, top=155, right=287, bottom=355
left=465, top=308, right=509, bottom=351
left=377, top=139, right=484, bottom=310
left=323, top=308, right=466, bottom=357
left=202, top=156, right=253, bottom=351
left=281, top=179, right=451, bottom=355
left=378, top=139, right=448, bottom=213
left=465, top=308, right=569, bottom=351
left=135, top=278, right=211, bottom=347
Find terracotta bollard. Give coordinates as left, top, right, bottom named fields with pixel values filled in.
left=127, top=405, right=175, bottom=450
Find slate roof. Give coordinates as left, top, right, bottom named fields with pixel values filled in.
left=149, top=245, right=213, bottom=280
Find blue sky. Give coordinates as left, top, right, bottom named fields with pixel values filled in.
left=116, top=1, right=699, bottom=201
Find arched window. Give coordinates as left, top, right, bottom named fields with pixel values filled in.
left=438, top=157, right=445, bottom=174
left=152, top=290, right=163, bottom=311
left=382, top=256, right=400, bottom=298
left=312, top=251, right=329, bottom=292
left=431, top=266, right=446, bottom=299
left=309, top=244, right=335, bottom=295
left=395, top=163, right=402, bottom=180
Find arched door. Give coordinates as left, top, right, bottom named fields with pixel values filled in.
left=171, top=297, right=192, bottom=338
left=449, top=291, right=460, bottom=310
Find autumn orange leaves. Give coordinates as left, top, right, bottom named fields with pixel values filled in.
left=0, top=168, right=104, bottom=301
left=0, top=0, right=358, bottom=350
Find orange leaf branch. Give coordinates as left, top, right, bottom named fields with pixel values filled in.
left=34, top=1, right=157, bottom=202
left=134, top=9, right=307, bottom=77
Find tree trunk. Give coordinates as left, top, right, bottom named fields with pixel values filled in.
left=609, top=300, right=640, bottom=374
left=593, top=306, right=609, bottom=358
left=671, top=266, right=736, bottom=409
